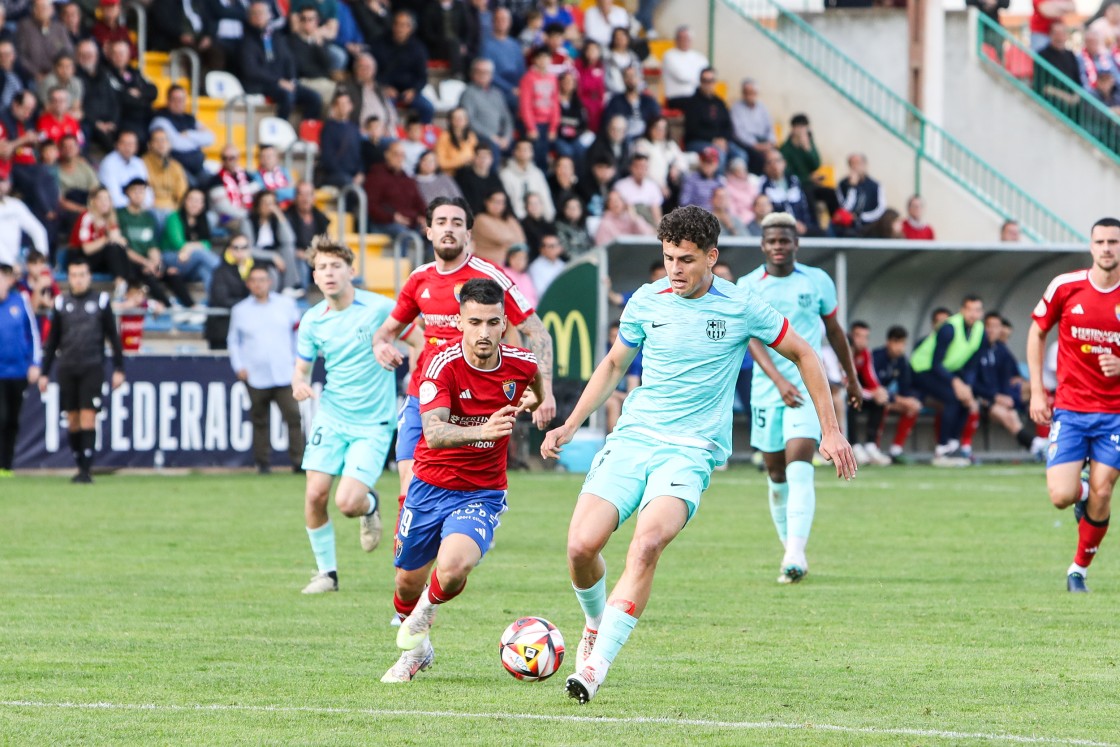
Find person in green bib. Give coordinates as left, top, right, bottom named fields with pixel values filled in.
left=911, top=295, right=985, bottom=466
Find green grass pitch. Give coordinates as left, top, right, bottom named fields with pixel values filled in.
left=2, top=465, right=1119, bottom=746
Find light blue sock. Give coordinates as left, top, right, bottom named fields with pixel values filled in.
left=589, top=604, right=638, bottom=666
left=307, top=519, right=337, bottom=573
left=786, top=461, right=816, bottom=542
left=767, top=478, right=789, bottom=544
left=573, top=571, right=607, bottom=629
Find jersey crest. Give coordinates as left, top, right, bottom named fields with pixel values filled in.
left=706, top=319, right=726, bottom=340
left=502, top=379, right=517, bottom=400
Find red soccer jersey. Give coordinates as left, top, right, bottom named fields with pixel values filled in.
left=37, top=113, right=84, bottom=146
left=1032, top=269, right=1120, bottom=413
left=391, top=253, right=535, bottom=396
left=853, top=347, right=882, bottom=398
left=413, top=342, right=538, bottom=491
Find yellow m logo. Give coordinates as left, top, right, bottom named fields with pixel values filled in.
left=542, top=310, right=593, bottom=380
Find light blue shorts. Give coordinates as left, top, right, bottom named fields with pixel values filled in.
left=749, top=403, right=822, bottom=453
left=301, top=416, right=393, bottom=486
left=579, top=430, right=715, bottom=528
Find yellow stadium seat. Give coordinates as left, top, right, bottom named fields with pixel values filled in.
left=648, top=39, right=674, bottom=61
left=814, top=164, right=836, bottom=189
left=714, top=80, right=728, bottom=103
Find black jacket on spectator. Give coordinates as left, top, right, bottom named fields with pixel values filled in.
left=288, top=31, right=333, bottom=79
left=521, top=215, right=555, bottom=258
left=681, top=91, right=732, bottom=144
left=455, top=168, right=506, bottom=214
left=602, top=92, right=662, bottom=141
left=373, top=35, right=429, bottom=98
left=557, top=94, right=587, bottom=145
left=319, top=118, right=364, bottom=187
left=205, top=260, right=250, bottom=349
left=240, top=26, right=298, bottom=94
left=420, top=0, right=468, bottom=64
left=361, top=137, right=385, bottom=173
left=105, top=63, right=158, bottom=137
left=285, top=204, right=330, bottom=251
left=585, top=135, right=631, bottom=174
left=149, top=1, right=218, bottom=52
left=349, top=0, right=391, bottom=46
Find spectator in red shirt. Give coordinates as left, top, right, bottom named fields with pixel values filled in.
left=37, top=86, right=83, bottom=146
left=901, top=195, right=935, bottom=240
left=209, top=145, right=259, bottom=233
left=92, top=0, right=134, bottom=60
left=519, top=46, right=560, bottom=171
left=1031, top=0, right=1076, bottom=51
left=365, top=139, right=427, bottom=237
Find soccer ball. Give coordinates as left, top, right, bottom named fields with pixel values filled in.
left=499, top=616, right=565, bottom=681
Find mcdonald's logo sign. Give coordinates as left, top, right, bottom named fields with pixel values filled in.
left=542, top=310, right=593, bottom=381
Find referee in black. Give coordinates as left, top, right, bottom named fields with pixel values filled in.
left=37, top=256, right=125, bottom=483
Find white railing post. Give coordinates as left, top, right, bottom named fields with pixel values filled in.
left=168, top=48, right=201, bottom=118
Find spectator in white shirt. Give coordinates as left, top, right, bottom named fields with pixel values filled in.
left=500, top=139, right=555, bottom=221
left=528, top=233, right=567, bottom=297
left=98, top=130, right=153, bottom=209
left=661, top=26, right=709, bottom=109
left=729, top=77, right=776, bottom=175
left=611, top=153, right=663, bottom=226
left=583, top=0, right=630, bottom=47
left=0, top=162, right=48, bottom=267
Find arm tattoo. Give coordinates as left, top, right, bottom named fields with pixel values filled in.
left=421, top=408, right=482, bottom=449
left=518, top=314, right=554, bottom=383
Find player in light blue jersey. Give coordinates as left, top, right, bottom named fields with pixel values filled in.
left=292, top=240, right=398, bottom=594
left=541, top=206, right=856, bottom=704
left=739, top=212, right=862, bottom=585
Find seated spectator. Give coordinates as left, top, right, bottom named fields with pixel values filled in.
left=1000, top=219, right=1021, bottom=242
left=604, top=27, right=640, bottom=97
left=414, top=149, right=464, bottom=204
left=104, top=39, right=157, bottom=142
left=901, top=195, right=935, bottom=240
left=472, top=187, right=526, bottom=264
left=548, top=154, right=581, bottom=211
left=341, top=53, right=398, bottom=134
left=502, top=243, right=537, bottom=307
left=460, top=57, right=514, bottom=164
left=555, top=195, right=593, bottom=259
left=92, top=0, right=132, bottom=58
left=862, top=208, right=902, bottom=240
left=160, top=188, right=221, bottom=296
left=210, top=145, right=259, bottom=232
left=481, top=8, right=525, bottom=114
left=285, top=180, right=329, bottom=288
left=746, top=193, right=772, bottom=236
left=364, top=139, right=427, bottom=236
left=1080, top=27, right=1116, bottom=89
left=555, top=70, right=588, bottom=161
left=603, top=66, right=661, bottom=144
left=833, top=153, right=886, bottom=237
left=723, top=157, right=757, bottom=224
left=574, top=40, right=606, bottom=134
left=678, top=146, right=724, bottom=211
left=435, top=107, right=478, bottom=177
left=361, top=116, right=387, bottom=174
left=242, top=190, right=300, bottom=294
left=146, top=83, right=211, bottom=183
left=55, top=133, right=97, bottom=234
left=350, top=0, right=392, bottom=48
left=456, top=147, right=505, bottom=214
left=0, top=161, right=48, bottom=267
left=241, top=1, right=322, bottom=122
left=205, top=238, right=252, bottom=351
left=846, top=321, right=900, bottom=466
left=711, top=186, right=746, bottom=236
left=253, top=144, right=295, bottom=208
left=635, top=116, right=688, bottom=203
left=464, top=0, right=493, bottom=65
left=373, top=10, right=434, bottom=124
left=16, top=0, right=73, bottom=81
left=72, top=185, right=157, bottom=300
left=58, top=3, right=83, bottom=47
left=519, top=46, right=560, bottom=170
left=869, top=324, right=923, bottom=464
left=39, top=53, right=82, bottom=113
left=420, top=0, right=469, bottom=76
left=540, top=0, right=574, bottom=30
left=18, top=250, right=57, bottom=337
left=681, top=67, right=734, bottom=167
left=399, top=116, right=431, bottom=175
left=583, top=0, right=629, bottom=48
left=760, top=149, right=816, bottom=235
left=1029, top=0, right=1075, bottom=52
left=501, top=139, right=555, bottom=221
left=517, top=10, right=544, bottom=55
left=142, top=128, right=189, bottom=225
left=3, top=90, right=57, bottom=224
left=98, top=130, right=152, bottom=209
left=661, top=25, right=708, bottom=110
left=146, top=0, right=225, bottom=71
left=320, top=90, right=364, bottom=188
left=585, top=114, right=631, bottom=175
left=543, top=21, right=574, bottom=77
left=0, top=40, right=32, bottom=112
left=1093, top=67, right=1120, bottom=112
left=730, top=78, right=775, bottom=175
left=116, top=177, right=193, bottom=308
left=613, top=153, right=663, bottom=226
left=594, top=189, right=655, bottom=246
left=580, top=156, right=617, bottom=224
left=75, top=38, right=118, bottom=155
left=288, top=6, right=338, bottom=107
left=1090, top=1, right=1120, bottom=46
left=36, top=86, right=82, bottom=146
left=292, top=0, right=349, bottom=71
left=1034, top=22, right=1082, bottom=118
left=528, top=233, right=566, bottom=296
left=520, top=191, right=555, bottom=256
left=975, top=311, right=1045, bottom=456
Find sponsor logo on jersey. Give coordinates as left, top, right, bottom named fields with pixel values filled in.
left=502, top=379, right=516, bottom=400
left=706, top=319, right=726, bottom=340
left=422, top=312, right=460, bottom=330
left=1080, top=343, right=1113, bottom=355
left=1071, top=326, right=1120, bottom=345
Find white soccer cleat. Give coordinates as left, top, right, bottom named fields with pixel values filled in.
left=778, top=551, right=808, bottom=584
left=396, top=593, right=438, bottom=650
left=360, top=492, right=382, bottom=552
left=380, top=637, right=435, bottom=683
left=852, top=443, right=870, bottom=466
left=864, top=443, right=892, bottom=466
left=566, top=664, right=605, bottom=704
left=575, top=626, right=597, bottom=671
left=301, top=571, right=338, bottom=594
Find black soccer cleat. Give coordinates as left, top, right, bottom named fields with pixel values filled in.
left=1073, top=498, right=1087, bottom=524
left=71, top=472, right=93, bottom=484
left=566, top=676, right=591, bottom=704
left=1067, top=572, right=1090, bottom=593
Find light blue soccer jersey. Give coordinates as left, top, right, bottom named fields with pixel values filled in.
left=297, top=288, right=397, bottom=435
left=738, top=262, right=838, bottom=408
left=615, top=276, right=787, bottom=463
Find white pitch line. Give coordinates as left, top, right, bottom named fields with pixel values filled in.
left=0, top=700, right=1113, bottom=746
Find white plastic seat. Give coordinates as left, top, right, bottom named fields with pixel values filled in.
left=437, top=79, right=467, bottom=112
left=258, top=116, right=298, bottom=150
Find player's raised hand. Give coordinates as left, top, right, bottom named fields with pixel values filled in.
left=532, top=390, right=557, bottom=430
left=292, top=381, right=317, bottom=402
left=777, top=378, right=804, bottom=408
left=1029, top=390, right=1052, bottom=426
left=480, top=405, right=519, bottom=440
left=374, top=341, right=404, bottom=371
left=1099, top=353, right=1120, bottom=378
left=819, top=430, right=857, bottom=480
left=540, top=423, right=575, bottom=460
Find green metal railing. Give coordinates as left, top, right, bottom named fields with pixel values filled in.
left=975, top=12, right=1120, bottom=168
left=717, top=0, right=1085, bottom=243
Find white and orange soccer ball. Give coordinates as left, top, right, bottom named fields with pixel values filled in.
left=498, top=616, right=565, bottom=682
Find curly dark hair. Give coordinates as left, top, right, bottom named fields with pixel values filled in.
left=657, top=205, right=721, bottom=251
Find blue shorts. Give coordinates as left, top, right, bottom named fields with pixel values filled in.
left=1047, top=409, right=1120, bottom=470
left=579, top=430, right=715, bottom=528
left=395, top=395, right=423, bottom=462
left=301, top=416, right=393, bottom=486
left=749, top=404, right=822, bottom=453
left=393, top=476, right=507, bottom=571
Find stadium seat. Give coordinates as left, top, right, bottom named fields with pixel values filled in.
left=298, top=119, right=323, bottom=146
left=259, top=117, right=299, bottom=150
left=205, top=71, right=267, bottom=107
left=437, top=79, right=467, bottom=113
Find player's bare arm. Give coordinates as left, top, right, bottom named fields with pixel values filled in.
left=772, top=328, right=858, bottom=479
left=516, top=312, right=558, bottom=428
left=823, top=312, right=862, bottom=410
left=747, top=337, right=803, bottom=407
left=421, top=405, right=519, bottom=448
left=541, top=338, right=639, bottom=459
left=520, top=370, right=547, bottom=414
left=373, top=316, right=409, bottom=370
left=292, top=358, right=316, bottom=401
left=1026, top=320, right=1051, bottom=425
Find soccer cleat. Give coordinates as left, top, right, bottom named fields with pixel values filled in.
left=566, top=665, right=604, bottom=704
left=1073, top=497, right=1087, bottom=525
left=70, top=471, right=93, bottom=484
left=778, top=550, right=808, bottom=584
left=301, top=571, right=338, bottom=594
left=931, top=449, right=970, bottom=468
left=1030, top=436, right=1048, bottom=460
left=360, top=491, right=382, bottom=552
left=1067, top=572, right=1090, bottom=593
left=864, top=443, right=892, bottom=466
left=890, top=452, right=912, bottom=466
left=852, top=443, right=870, bottom=466
left=390, top=613, right=403, bottom=627
left=380, top=637, right=435, bottom=683
left=575, top=626, right=597, bottom=671
left=396, top=594, right=438, bottom=650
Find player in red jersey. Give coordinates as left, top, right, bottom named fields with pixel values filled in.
left=1028, top=217, right=1120, bottom=593
left=381, top=278, right=544, bottom=682
left=373, top=197, right=556, bottom=543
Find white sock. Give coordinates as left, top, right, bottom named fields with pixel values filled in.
left=785, top=535, right=808, bottom=565
left=1080, top=481, right=1089, bottom=502
left=1068, top=562, right=1088, bottom=576
left=889, top=444, right=903, bottom=456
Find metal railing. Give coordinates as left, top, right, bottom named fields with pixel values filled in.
left=719, top=0, right=1085, bottom=244
left=223, top=93, right=257, bottom=162
left=974, top=12, right=1120, bottom=168
left=283, top=144, right=316, bottom=185
left=335, top=184, right=368, bottom=279
left=168, top=48, right=201, bottom=118
left=126, top=1, right=147, bottom=72
left=392, top=231, right=424, bottom=295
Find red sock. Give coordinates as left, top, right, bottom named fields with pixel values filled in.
left=394, top=592, right=419, bottom=617
left=1075, top=516, right=1110, bottom=568
left=427, top=569, right=465, bottom=604
left=961, top=412, right=980, bottom=448
left=893, top=413, right=917, bottom=448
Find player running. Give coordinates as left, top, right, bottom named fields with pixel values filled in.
left=382, top=278, right=544, bottom=683
left=541, top=206, right=856, bottom=704
left=740, top=212, right=861, bottom=584
left=292, top=239, right=397, bottom=594
left=372, top=197, right=556, bottom=548
left=1027, top=217, right=1120, bottom=593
